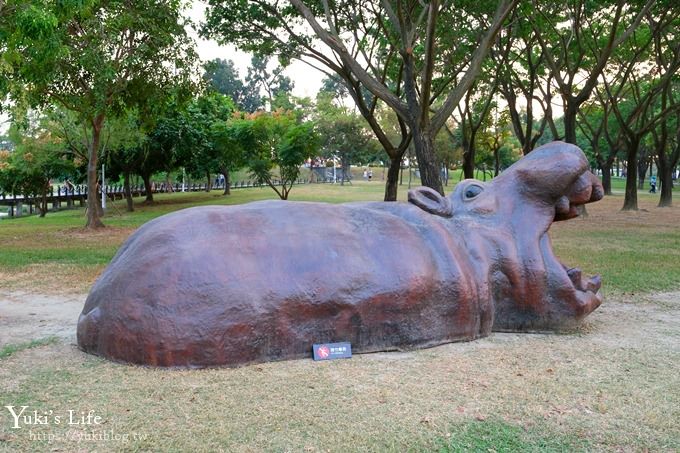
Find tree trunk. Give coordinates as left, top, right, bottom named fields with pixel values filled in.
left=563, top=105, right=591, bottom=215
left=124, top=171, right=134, bottom=212
left=280, top=182, right=289, bottom=200
left=600, top=163, right=612, bottom=196
left=563, top=107, right=577, bottom=145
left=340, top=158, right=350, bottom=186
left=86, top=116, right=105, bottom=229
left=622, top=141, right=639, bottom=211
left=206, top=171, right=211, bottom=192
left=384, top=155, right=401, bottom=201
left=39, top=186, right=47, bottom=218
left=462, top=144, right=475, bottom=179
left=494, top=148, right=501, bottom=177
left=658, top=165, right=673, bottom=207
left=637, top=158, right=648, bottom=190
left=221, top=167, right=231, bottom=195
left=142, top=174, right=154, bottom=202
left=412, top=130, right=443, bottom=194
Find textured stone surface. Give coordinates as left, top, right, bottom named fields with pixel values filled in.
left=77, top=141, right=603, bottom=368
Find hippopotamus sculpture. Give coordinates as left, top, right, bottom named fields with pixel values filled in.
left=77, top=141, right=603, bottom=368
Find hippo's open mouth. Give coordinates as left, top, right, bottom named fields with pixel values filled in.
left=538, top=220, right=603, bottom=320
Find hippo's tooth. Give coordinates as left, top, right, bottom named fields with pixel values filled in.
left=555, top=196, right=571, bottom=215
left=566, top=267, right=583, bottom=290
left=586, top=275, right=602, bottom=293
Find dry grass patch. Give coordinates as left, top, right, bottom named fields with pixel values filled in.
left=0, top=294, right=678, bottom=451
left=0, top=263, right=106, bottom=294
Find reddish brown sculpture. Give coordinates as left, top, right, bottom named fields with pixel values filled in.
left=77, top=141, right=603, bottom=368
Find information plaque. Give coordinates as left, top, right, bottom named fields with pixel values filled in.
left=312, top=342, right=352, bottom=361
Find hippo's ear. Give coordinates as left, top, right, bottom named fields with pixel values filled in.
left=408, top=187, right=453, bottom=217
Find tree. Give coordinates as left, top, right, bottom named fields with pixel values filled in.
left=138, top=94, right=198, bottom=203
left=648, top=10, right=680, bottom=207
left=211, top=119, right=246, bottom=195
left=103, top=111, right=148, bottom=211
left=245, top=55, right=294, bottom=112
left=235, top=111, right=318, bottom=200
left=525, top=0, right=655, bottom=145
left=652, top=97, right=679, bottom=207
left=456, top=75, right=500, bottom=178
left=204, top=58, right=262, bottom=113
left=202, top=0, right=517, bottom=198
left=316, top=91, right=378, bottom=184
left=478, top=108, right=515, bottom=176
left=0, top=116, right=74, bottom=216
left=3, top=0, right=197, bottom=228
left=600, top=7, right=680, bottom=210
left=184, top=92, right=237, bottom=195
left=491, top=11, right=550, bottom=155
left=176, top=93, right=235, bottom=193
left=578, top=97, right=618, bottom=195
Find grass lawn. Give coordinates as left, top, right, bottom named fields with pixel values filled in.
left=0, top=179, right=679, bottom=451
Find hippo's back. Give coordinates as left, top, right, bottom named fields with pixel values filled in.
left=77, top=201, right=484, bottom=367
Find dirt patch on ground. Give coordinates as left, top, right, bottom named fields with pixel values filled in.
left=56, top=226, right=137, bottom=243
left=0, top=290, right=678, bottom=451
left=0, top=291, right=85, bottom=346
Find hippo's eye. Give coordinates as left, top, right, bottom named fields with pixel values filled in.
left=464, top=185, right=483, bottom=199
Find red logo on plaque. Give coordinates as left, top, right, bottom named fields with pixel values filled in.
left=318, top=345, right=330, bottom=358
